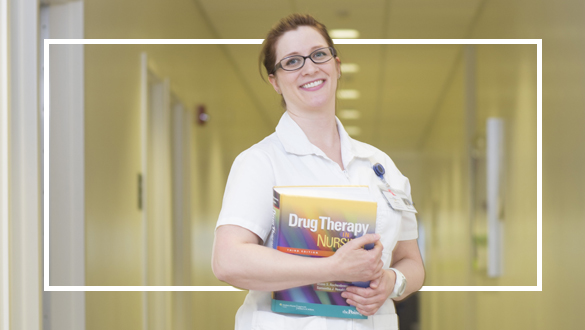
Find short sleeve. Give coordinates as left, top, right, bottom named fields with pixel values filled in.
left=397, top=176, right=418, bottom=241
left=379, top=153, right=418, bottom=241
left=216, top=148, right=275, bottom=244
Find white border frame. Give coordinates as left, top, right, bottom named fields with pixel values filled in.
left=43, top=39, right=542, bottom=292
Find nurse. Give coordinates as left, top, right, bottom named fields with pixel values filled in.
left=212, top=13, right=425, bottom=330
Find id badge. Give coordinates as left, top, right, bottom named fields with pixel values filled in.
left=379, top=186, right=417, bottom=213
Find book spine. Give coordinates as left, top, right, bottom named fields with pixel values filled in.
left=272, top=189, right=281, bottom=251
left=271, top=189, right=281, bottom=301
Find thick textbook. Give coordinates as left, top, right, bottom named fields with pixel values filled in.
left=271, top=186, right=377, bottom=319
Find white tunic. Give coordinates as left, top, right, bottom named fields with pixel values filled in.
left=216, top=111, right=418, bottom=330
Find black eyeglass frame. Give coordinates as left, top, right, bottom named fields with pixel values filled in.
left=271, top=46, right=338, bottom=74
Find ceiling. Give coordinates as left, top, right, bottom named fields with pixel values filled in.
left=193, top=0, right=486, bottom=151
left=83, top=0, right=557, bottom=156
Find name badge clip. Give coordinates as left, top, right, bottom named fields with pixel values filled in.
left=372, top=163, right=417, bottom=213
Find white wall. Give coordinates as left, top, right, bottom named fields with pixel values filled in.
left=0, top=0, right=10, bottom=329
left=7, top=0, right=41, bottom=330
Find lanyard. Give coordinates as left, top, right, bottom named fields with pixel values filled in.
left=371, top=162, right=417, bottom=213
left=372, top=162, right=391, bottom=189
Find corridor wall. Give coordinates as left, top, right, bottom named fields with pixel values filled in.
left=418, top=1, right=584, bottom=329
left=82, top=1, right=270, bottom=329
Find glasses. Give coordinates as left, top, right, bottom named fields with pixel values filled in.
left=272, top=47, right=337, bottom=74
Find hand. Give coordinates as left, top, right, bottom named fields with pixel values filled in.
left=341, top=269, right=396, bottom=316
left=330, top=234, right=384, bottom=283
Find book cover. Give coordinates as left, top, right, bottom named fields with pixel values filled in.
left=271, top=186, right=377, bottom=319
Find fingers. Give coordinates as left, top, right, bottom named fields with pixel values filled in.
left=369, top=276, right=381, bottom=290
left=372, top=239, right=383, bottom=251
left=342, top=269, right=393, bottom=316
left=344, top=294, right=366, bottom=307
left=342, top=290, right=385, bottom=316
left=361, top=257, right=384, bottom=282
left=371, top=240, right=384, bottom=259
left=373, top=257, right=384, bottom=273
left=356, top=305, right=379, bottom=317
left=347, top=233, right=380, bottom=249
left=333, top=233, right=384, bottom=283
left=344, top=285, right=361, bottom=295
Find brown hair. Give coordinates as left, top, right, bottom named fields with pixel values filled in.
left=259, top=13, right=336, bottom=80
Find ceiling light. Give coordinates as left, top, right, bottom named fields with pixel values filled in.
left=337, top=89, right=360, bottom=99
left=341, top=63, right=359, bottom=73
left=330, top=29, right=360, bottom=39
left=339, top=109, right=361, bottom=120
left=344, top=126, right=362, bottom=136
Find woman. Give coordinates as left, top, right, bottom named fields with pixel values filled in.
left=212, top=14, right=425, bottom=330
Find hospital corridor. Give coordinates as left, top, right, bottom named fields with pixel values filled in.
left=1, top=0, right=584, bottom=329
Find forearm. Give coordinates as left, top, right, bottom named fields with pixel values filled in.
left=213, top=241, right=336, bottom=291
left=212, top=225, right=383, bottom=291
left=389, top=255, right=425, bottom=301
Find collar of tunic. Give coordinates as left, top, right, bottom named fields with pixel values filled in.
left=275, top=111, right=376, bottom=169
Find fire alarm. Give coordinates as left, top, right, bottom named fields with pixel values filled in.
left=197, top=104, right=209, bottom=125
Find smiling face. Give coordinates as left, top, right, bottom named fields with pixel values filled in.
left=268, top=26, right=341, bottom=114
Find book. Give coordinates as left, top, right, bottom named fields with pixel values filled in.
left=271, top=186, right=378, bottom=319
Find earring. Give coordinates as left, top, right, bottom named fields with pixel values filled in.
left=338, top=73, right=341, bottom=79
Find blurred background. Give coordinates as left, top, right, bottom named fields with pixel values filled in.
left=1, top=0, right=583, bottom=329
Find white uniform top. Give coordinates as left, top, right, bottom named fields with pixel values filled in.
left=216, top=111, right=418, bottom=330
